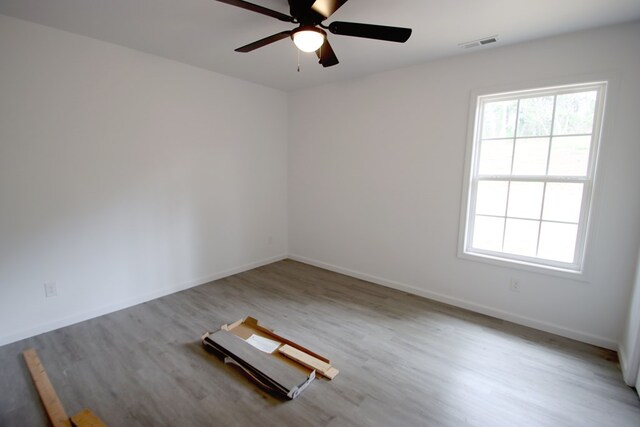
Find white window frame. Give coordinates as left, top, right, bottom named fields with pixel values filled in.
left=459, top=81, right=607, bottom=276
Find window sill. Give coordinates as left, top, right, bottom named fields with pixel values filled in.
left=458, top=250, right=590, bottom=282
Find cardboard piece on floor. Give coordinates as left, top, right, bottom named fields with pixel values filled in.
left=204, top=330, right=314, bottom=399
left=222, top=316, right=339, bottom=379
left=201, top=316, right=338, bottom=399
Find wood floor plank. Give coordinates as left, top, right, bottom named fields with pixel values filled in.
left=1, top=259, right=639, bottom=426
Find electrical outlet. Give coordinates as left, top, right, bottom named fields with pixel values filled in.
left=510, top=278, right=521, bottom=293
left=44, top=282, right=57, bottom=298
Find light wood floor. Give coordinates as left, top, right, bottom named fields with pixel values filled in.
left=1, top=260, right=639, bottom=426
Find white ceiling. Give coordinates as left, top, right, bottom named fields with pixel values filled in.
left=1, top=0, right=639, bottom=91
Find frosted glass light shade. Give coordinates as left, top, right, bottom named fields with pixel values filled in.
left=292, top=27, right=325, bottom=52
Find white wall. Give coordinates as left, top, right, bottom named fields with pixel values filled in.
left=288, top=21, right=640, bottom=349
left=2, top=13, right=639, bottom=353
left=0, top=15, right=288, bottom=346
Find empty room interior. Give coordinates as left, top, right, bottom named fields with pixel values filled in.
left=1, top=0, right=640, bottom=426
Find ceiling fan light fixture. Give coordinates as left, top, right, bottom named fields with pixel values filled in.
left=291, top=26, right=326, bottom=52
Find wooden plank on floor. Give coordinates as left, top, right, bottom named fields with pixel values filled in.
left=279, top=344, right=339, bottom=379
left=22, top=348, right=71, bottom=427
left=70, top=409, right=107, bottom=427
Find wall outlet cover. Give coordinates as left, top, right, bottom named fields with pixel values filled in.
left=44, top=282, right=57, bottom=298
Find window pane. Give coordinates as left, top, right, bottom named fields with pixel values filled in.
left=476, top=181, right=508, bottom=216
left=548, top=135, right=591, bottom=176
left=472, top=215, right=505, bottom=252
left=482, top=100, right=517, bottom=139
left=542, top=183, right=584, bottom=223
left=512, top=138, right=550, bottom=175
left=553, top=91, right=597, bottom=136
left=478, top=139, right=513, bottom=175
left=507, top=182, right=544, bottom=219
left=538, top=222, right=578, bottom=263
left=517, top=96, right=554, bottom=137
left=503, top=218, right=539, bottom=257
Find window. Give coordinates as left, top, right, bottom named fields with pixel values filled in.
left=461, top=82, right=606, bottom=273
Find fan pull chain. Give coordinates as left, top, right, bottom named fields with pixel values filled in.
left=297, top=49, right=300, bottom=72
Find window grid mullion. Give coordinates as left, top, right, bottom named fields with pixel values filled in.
left=475, top=213, right=578, bottom=226
left=545, top=94, right=558, bottom=175
left=535, top=182, right=547, bottom=257
left=477, top=176, right=588, bottom=183
left=500, top=99, right=521, bottom=252
left=500, top=186, right=511, bottom=252
left=535, top=94, right=559, bottom=256
left=481, top=132, right=593, bottom=141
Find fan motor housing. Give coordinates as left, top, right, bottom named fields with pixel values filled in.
left=289, top=0, right=326, bottom=25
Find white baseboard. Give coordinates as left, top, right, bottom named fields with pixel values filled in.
left=288, top=254, right=618, bottom=351
left=0, top=254, right=287, bottom=347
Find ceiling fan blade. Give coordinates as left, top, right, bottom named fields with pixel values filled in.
left=311, top=0, right=349, bottom=19
left=315, top=39, right=339, bottom=67
left=328, top=21, right=412, bottom=43
left=235, top=31, right=292, bottom=52
left=215, top=0, right=293, bottom=22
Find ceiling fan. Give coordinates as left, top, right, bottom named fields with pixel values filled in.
left=215, top=0, right=412, bottom=67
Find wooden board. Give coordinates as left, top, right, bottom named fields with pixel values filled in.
left=22, top=348, right=71, bottom=427
left=70, top=409, right=107, bottom=427
left=278, top=344, right=339, bottom=379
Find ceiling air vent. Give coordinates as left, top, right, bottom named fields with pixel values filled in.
left=459, top=35, right=498, bottom=49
